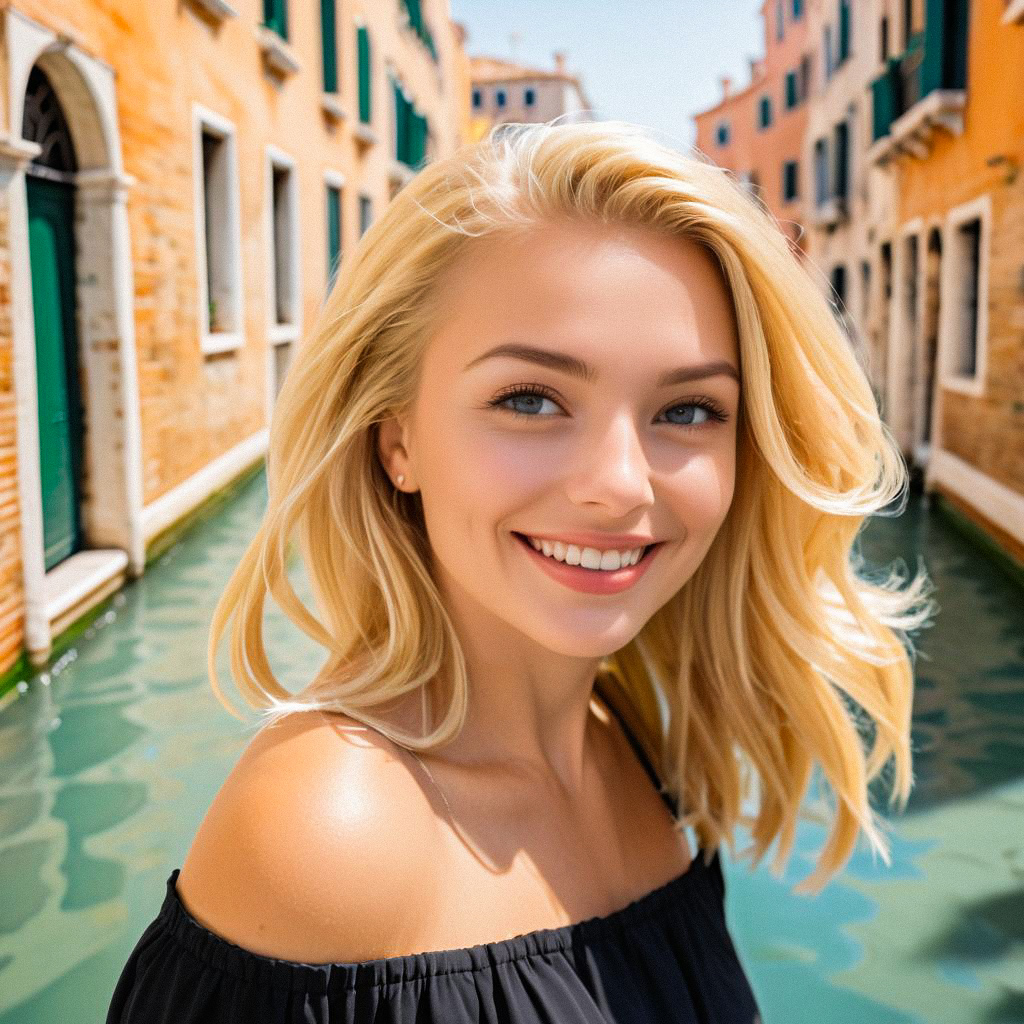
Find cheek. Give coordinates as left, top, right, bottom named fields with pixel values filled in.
left=668, top=451, right=736, bottom=533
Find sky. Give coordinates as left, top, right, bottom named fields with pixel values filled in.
left=448, top=0, right=765, bottom=152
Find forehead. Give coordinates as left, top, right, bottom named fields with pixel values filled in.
left=426, top=219, right=740, bottom=374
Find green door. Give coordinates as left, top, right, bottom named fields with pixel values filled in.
left=27, top=174, right=85, bottom=570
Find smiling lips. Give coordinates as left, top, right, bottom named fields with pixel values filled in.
left=512, top=532, right=663, bottom=595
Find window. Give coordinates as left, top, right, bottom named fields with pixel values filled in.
left=860, top=259, right=871, bottom=326
left=264, top=0, right=288, bottom=39
left=321, top=0, right=338, bottom=92
left=785, top=70, right=799, bottom=108
left=792, top=0, right=803, bottom=17
left=824, top=25, right=834, bottom=80
left=952, top=217, right=982, bottom=377
left=715, top=120, right=731, bottom=146
left=829, top=265, right=849, bottom=331
left=902, top=0, right=914, bottom=47
left=800, top=54, right=811, bottom=99
left=880, top=15, right=889, bottom=62
left=496, top=89, right=506, bottom=108
left=759, top=94, right=773, bottom=128
left=325, top=174, right=343, bottom=289
left=194, top=105, right=243, bottom=354
left=838, top=0, right=852, bottom=63
left=833, top=120, right=849, bottom=200
left=472, top=88, right=482, bottom=108
left=357, top=23, right=372, bottom=123
left=814, top=136, right=829, bottom=206
left=524, top=87, right=535, bottom=107
left=776, top=0, right=785, bottom=40
left=359, top=194, right=373, bottom=237
left=267, top=150, right=299, bottom=333
left=392, top=76, right=429, bottom=169
left=783, top=159, right=800, bottom=201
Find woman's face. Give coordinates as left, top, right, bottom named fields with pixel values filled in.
left=385, top=218, right=742, bottom=660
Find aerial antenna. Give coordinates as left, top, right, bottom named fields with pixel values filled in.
left=508, top=30, right=521, bottom=63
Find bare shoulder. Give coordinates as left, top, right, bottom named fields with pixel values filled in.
left=176, top=709, right=442, bottom=963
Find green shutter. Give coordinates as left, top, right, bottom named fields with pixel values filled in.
left=321, top=0, right=337, bottom=93
left=264, top=0, right=288, bottom=39
left=357, top=25, right=372, bottom=123
left=327, top=185, right=341, bottom=287
left=921, top=0, right=968, bottom=95
left=785, top=71, right=797, bottom=107
left=838, top=0, right=851, bottom=62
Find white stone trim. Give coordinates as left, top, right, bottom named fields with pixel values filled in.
left=5, top=7, right=145, bottom=663
left=1003, top=0, right=1024, bottom=24
left=185, top=0, right=238, bottom=23
left=938, top=192, right=990, bottom=398
left=263, top=143, right=302, bottom=345
left=193, top=103, right=245, bottom=355
left=139, top=430, right=267, bottom=546
left=928, top=449, right=1024, bottom=548
left=324, top=168, right=346, bottom=189
left=43, top=548, right=129, bottom=640
left=255, top=24, right=300, bottom=77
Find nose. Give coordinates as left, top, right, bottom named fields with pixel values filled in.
left=565, top=412, right=655, bottom=516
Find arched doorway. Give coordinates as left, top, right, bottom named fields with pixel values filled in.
left=23, top=64, right=86, bottom=570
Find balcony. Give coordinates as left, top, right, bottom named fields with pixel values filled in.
left=869, top=0, right=969, bottom=165
left=809, top=195, right=849, bottom=229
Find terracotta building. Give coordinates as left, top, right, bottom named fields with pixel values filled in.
left=469, top=52, right=595, bottom=143
left=802, top=0, right=899, bottom=398
left=868, top=0, right=1024, bottom=567
left=693, top=0, right=812, bottom=253
left=0, top=0, right=470, bottom=700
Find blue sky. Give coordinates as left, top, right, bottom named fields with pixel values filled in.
left=449, top=0, right=765, bottom=151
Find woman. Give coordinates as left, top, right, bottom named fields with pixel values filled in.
left=106, top=120, right=934, bottom=1023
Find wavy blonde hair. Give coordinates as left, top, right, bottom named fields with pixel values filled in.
left=208, top=120, right=936, bottom=894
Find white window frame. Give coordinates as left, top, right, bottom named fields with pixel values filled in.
left=264, top=144, right=301, bottom=346
left=193, top=104, right=245, bottom=355
left=939, top=193, right=990, bottom=398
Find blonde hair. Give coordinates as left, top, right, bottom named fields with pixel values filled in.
left=208, top=120, right=936, bottom=894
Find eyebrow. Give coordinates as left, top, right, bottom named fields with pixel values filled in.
left=463, top=342, right=740, bottom=387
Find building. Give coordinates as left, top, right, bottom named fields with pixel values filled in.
left=802, top=0, right=895, bottom=396
left=0, top=0, right=470, bottom=700
left=867, top=0, right=1024, bottom=566
left=694, top=0, right=812, bottom=253
left=469, top=52, right=595, bottom=143
left=694, top=0, right=1024, bottom=579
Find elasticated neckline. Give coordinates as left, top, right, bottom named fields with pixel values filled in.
left=159, top=848, right=715, bottom=993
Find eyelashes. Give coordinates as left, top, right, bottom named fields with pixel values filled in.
left=486, top=382, right=730, bottom=429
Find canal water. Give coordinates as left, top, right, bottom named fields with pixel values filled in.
left=0, top=468, right=1021, bottom=1022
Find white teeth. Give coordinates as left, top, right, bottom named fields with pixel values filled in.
left=523, top=535, right=647, bottom=571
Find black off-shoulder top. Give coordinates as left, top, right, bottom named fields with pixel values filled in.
left=106, top=701, right=764, bottom=1023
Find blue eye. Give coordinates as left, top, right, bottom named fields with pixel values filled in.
left=487, top=384, right=729, bottom=429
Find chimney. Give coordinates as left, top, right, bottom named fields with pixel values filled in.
left=721, top=75, right=733, bottom=99
left=553, top=50, right=567, bottom=75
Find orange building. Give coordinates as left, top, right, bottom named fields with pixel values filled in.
left=694, top=0, right=812, bottom=252
left=0, top=1, right=470, bottom=700
left=868, top=0, right=1024, bottom=567
left=468, top=52, right=595, bottom=144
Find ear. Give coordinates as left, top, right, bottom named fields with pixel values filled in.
left=376, top=412, right=415, bottom=491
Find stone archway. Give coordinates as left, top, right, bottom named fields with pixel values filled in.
left=1, top=8, right=144, bottom=664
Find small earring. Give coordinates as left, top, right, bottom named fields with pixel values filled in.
left=396, top=474, right=405, bottom=486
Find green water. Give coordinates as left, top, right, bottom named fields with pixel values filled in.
left=0, top=470, right=1021, bottom=1022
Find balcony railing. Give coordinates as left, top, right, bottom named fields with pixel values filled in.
left=869, top=0, right=968, bottom=159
